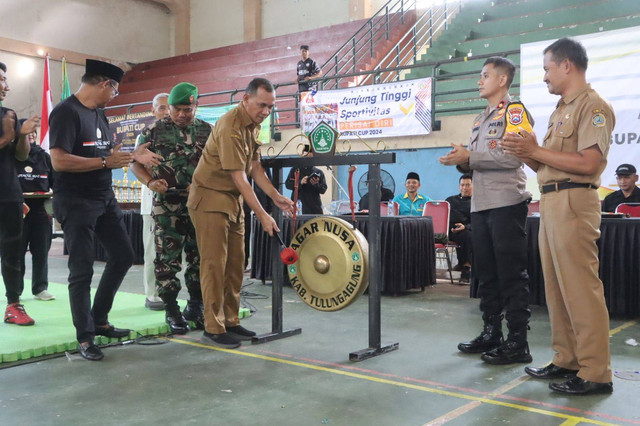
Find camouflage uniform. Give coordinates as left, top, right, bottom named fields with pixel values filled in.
left=136, top=117, right=212, bottom=305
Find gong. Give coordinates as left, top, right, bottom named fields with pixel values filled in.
left=287, top=216, right=369, bottom=311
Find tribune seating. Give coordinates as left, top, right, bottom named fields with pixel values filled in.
left=406, top=0, right=640, bottom=116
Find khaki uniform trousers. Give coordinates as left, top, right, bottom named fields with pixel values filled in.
left=189, top=208, right=244, bottom=334
left=539, top=188, right=612, bottom=383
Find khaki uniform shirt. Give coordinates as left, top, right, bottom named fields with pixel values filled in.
left=537, top=84, right=615, bottom=187
left=187, top=103, right=261, bottom=223
left=464, top=94, right=532, bottom=212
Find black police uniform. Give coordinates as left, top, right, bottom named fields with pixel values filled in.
left=50, top=95, right=134, bottom=343
left=285, top=166, right=327, bottom=214
left=15, top=143, right=54, bottom=295
left=0, top=107, right=24, bottom=304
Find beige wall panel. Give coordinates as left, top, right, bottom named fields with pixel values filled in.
left=191, top=0, right=245, bottom=52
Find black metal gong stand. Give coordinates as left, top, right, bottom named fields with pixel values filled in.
left=252, top=153, right=399, bottom=362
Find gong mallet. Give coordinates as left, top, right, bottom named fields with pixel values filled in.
left=275, top=232, right=298, bottom=265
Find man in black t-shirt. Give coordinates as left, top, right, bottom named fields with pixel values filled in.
left=0, top=61, right=40, bottom=326
left=445, top=174, right=473, bottom=283
left=16, top=121, right=55, bottom=302
left=49, top=59, right=162, bottom=361
left=296, top=45, right=322, bottom=93
left=602, top=164, right=640, bottom=212
left=285, top=147, right=327, bottom=214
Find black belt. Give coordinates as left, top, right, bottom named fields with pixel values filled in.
left=541, top=182, right=598, bottom=194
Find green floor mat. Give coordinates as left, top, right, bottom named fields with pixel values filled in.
left=0, top=282, right=250, bottom=363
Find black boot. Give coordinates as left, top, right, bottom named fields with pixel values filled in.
left=458, top=314, right=503, bottom=354
left=183, top=300, right=205, bottom=330
left=481, top=328, right=532, bottom=365
left=165, top=302, right=190, bottom=335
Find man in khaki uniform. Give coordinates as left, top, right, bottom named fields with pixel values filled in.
left=502, top=37, right=614, bottom=395
left=188, top=78, right=294, bottom=348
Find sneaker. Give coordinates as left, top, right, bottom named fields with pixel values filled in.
left=4, top=303, right=35, bottom=326
left=201, top=331, right=241, bottom=349
left=34, top=290, right=56, bottom=301
left=226, top=325, right=256, bottom=341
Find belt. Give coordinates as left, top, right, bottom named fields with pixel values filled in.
left=540, top=182, right=598, bottom=194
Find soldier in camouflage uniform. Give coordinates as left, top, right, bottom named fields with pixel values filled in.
left=132, top=82, right=212, bottom=334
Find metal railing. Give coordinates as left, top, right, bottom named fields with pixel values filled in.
left=361, top=0, right=462, bottom=85
left=106, top=50, right=520, bottom=133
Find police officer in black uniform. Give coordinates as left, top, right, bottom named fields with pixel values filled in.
left=15, top=121, right=55, bottom=301
left=49, top=60, right=161, bottom=361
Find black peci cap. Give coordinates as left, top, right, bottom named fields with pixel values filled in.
left=85, top=59, right=124, bottom=83
left=406, top=172, right=420, bottom=181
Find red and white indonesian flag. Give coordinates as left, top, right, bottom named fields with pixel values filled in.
left=39, top=54, right=53, bottom=152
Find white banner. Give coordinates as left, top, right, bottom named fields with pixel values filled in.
left=300, top=78, right=433, bottom=139
left=520, top=27, right=640, bottom=198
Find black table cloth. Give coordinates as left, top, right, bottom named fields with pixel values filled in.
left=250, top=214, right=436, bottom=295
left=94, top=210, right=144, bottom=265
left=472, top=217, right=640, bottom=317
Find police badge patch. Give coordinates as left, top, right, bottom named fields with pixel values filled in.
left=488, top=140, right=498, bottom=150
left=592, top=112, right=606, bottom=127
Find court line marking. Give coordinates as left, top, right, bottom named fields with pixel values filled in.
left=423, top=319, right=639, bottom=425
left=169, top=337, right=621, bottom=425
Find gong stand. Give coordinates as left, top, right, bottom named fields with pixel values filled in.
left=254, top=153, right=399, bottom=362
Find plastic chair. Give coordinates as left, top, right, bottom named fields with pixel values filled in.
left=527, top=200, right=540, bottom=216
left=423, top=201, right=455, bottom=284
left=615, top=203, right=640, bottom=217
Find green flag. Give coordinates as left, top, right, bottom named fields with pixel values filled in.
left=61, top=57, right=70, bottom=101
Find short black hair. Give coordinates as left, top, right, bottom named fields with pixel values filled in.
left=81, top=74, right=112, bottom=85
left=0, top=62, right=6, bottom=72
left=246, top=78, right=275, bottom=96
left=300, top=45, right=309, bottom=51
left=544, top=37, right=588, bottom=71
left=483, top=56, right=516, bottom=88
left=459, top=173, right=472, bottom=182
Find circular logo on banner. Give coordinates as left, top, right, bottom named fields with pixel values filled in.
left=287, top=216, right=369, bottom=311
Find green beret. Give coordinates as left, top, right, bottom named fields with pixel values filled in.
left=168, top=82, right=198, bottom=105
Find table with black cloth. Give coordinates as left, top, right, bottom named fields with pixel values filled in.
left=250, top=214, right=436, bottom=295
left=471, top=217, right=640, bottom=317
left=94, top=210, right=144, bottom=265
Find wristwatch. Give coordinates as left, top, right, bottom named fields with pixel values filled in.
left=101, top=157, right=107, bottom=169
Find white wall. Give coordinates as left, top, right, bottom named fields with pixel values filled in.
left=262, top=0, right=350, bottom=38
left=0, top=0, right=171, bottom=63
left=1, top=53, right=84, bottom=123
left=190, top=0, right=245, bottom=52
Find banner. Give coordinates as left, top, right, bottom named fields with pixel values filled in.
left=39, top=54, right=53, bottom=152
left=61, top=56, right=71, bottom=101
left=107, top=105, right=273, bottom=151
left=299, top=78, right=433, bottom=139
left=520, top=27, right=640, bottom=197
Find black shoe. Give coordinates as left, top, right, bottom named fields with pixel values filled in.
left=78, top=342, right=104, bottom=361
left=452, top=263, right=463, bottom=272
left=95, top=324, right=131, bottom=339
left=226, top=325, right=256, bottom=341
left=145, top=299, right=165, bottom=311
left=458, top=315, right=503, bottom=354
left=183, top=301, right=205, bottom=330
left=201, top=331, right=241, bottom=348
left=549, top=376, right=613, bottom=395
left=459, top=267, right=471, bottom=285
left=481, top=340, right=533, bottom=365
left=525, top=363, right=579, bottom=379
left=165, top=308, right=190, bottom=335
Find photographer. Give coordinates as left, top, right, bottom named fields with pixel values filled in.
left=285, top=147, right=327, bottom=214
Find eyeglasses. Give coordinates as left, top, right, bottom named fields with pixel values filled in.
left=109, top=81, right=119, bottom=97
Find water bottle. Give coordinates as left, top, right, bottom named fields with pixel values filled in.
left=297, top=200, right=302, bottom=215
left=387, top=201, right=394, bottom=216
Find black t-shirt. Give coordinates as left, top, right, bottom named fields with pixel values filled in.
left=358, top=188, right=394, bottom=210
left=297, top=58, right=321, bottom=92
left=602, top=186, right=640, bottom=212
left=0, top=107, right=23, bottom=203
left=16, top=144, right=53, bottom=193
left=49, top=95, right=114, bottom=197
left=285, top=165, right=327, bottom=214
